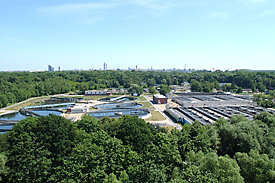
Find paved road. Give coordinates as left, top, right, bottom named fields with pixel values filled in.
left=143, top=95, right=182, bottom=130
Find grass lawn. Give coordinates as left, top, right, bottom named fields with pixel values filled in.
left=139, top=101, right=155, bottom=110
left=146, top=111, right=166, bottom=121
left=138, top=96, right=147, bottom=101
left=143, top=93, right=152, bottom=95
left=7, top=97, right=50, bottom=111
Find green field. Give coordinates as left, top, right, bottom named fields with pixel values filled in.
left=137, top=96, right=147, bottom=101
left=139, top=101, right=155, bottom=110
left=7, top=97, right=50, bottom=111
left=146, top=111, right=166, bottom=121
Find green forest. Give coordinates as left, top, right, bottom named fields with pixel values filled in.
left=1, top=70, right=275, bottom=108
left=1, top=113, right=275, bottom=182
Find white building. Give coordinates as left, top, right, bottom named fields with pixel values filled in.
left=85, top=89, right=110, bottom=95
left=67, top=105, right=88, bottom=113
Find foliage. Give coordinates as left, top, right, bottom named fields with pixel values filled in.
left=235, top=150, right=275, bottom=183
left=6, top=115, right=77, bottom=182
left=182, top=151, right=244, bottom=183
left=177, top=121, right=213, bottom=159
left=128, top=84, right=143, bottom=95
left=149, top=86, right=157, bottom=94
left=253, top=94, right=275, bottom=108
left=1, top=111, right=275, bottom=182
left=159, top=84, right=170, bottom=96
left=217, top=118, right=264, bottom=157
left=0, top=153, right=8, bottom=182
left=113, top=115, right=157, bottom=153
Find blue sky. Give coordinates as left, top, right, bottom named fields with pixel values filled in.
left=1, top=0, right=275, bottom=71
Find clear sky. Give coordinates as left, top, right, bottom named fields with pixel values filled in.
left=1, top=0, right=275, bottom=71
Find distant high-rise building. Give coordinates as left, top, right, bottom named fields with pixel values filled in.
left=58, top=66, right=61, bottom=71
left=136, top=65, right=138, bottom=70
left=48, top=65, right=54, bottom=72
left=103, top=62, right=107, bottom=71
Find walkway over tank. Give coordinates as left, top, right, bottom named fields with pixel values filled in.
left=24, top=102, right=75, bottom=109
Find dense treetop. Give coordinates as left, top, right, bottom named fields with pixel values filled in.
left=1, top=112, right=275, bottom=182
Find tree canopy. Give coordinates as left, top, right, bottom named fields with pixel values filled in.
left=1, top=112, right=275, bottom=182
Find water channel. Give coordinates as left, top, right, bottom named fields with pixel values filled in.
left=89, top=109, right=149, bottom=119
left=98, top=96, right=137, bottom=102
left=0, top=109, right=63, bottom=132
left=94, top=102, right=142, bottom=110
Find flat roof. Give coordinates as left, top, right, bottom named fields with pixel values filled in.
left=154, top=94, right=167, bottom=99
left=85, top=89, right=108, bottom=92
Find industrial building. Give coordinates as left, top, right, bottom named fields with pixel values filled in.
left=85, top=88, right=129, bottom=96
left=166, top=92, right=275, bottom=126
left=85, top=89, right=111, bottom=96
left=153, top=94, right=168, bottom=104
left=67, top=105, right=88, bottom=113
left=172, top=93, right=252, bottom=107
left=166, top=105, right=275, bottom=126
left=170, top=83, right=191, bottom=93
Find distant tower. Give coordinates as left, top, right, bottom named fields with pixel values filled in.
left=58, top=66, right=61, bottom=71
left=48, top=65, right=54, bottom=72
left=103, top=62, right=107, bottom=71
left=185, top=64, right=186, bottom=70
left=151, top=66, right=153, bottom=70
left=136, top=65, right=138, bottom=70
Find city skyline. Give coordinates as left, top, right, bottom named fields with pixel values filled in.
left=0, top=63, right=271, bottom=72
left=1, top=0, right=275, bottom=71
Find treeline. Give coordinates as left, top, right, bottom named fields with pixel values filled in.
left=1, top=70, right=275, bottom=108
left=0, top=72, right=71, bottom=108
left=1, top=113, right=275, bottom=182
left=253, top=90, right=275, bottom=108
